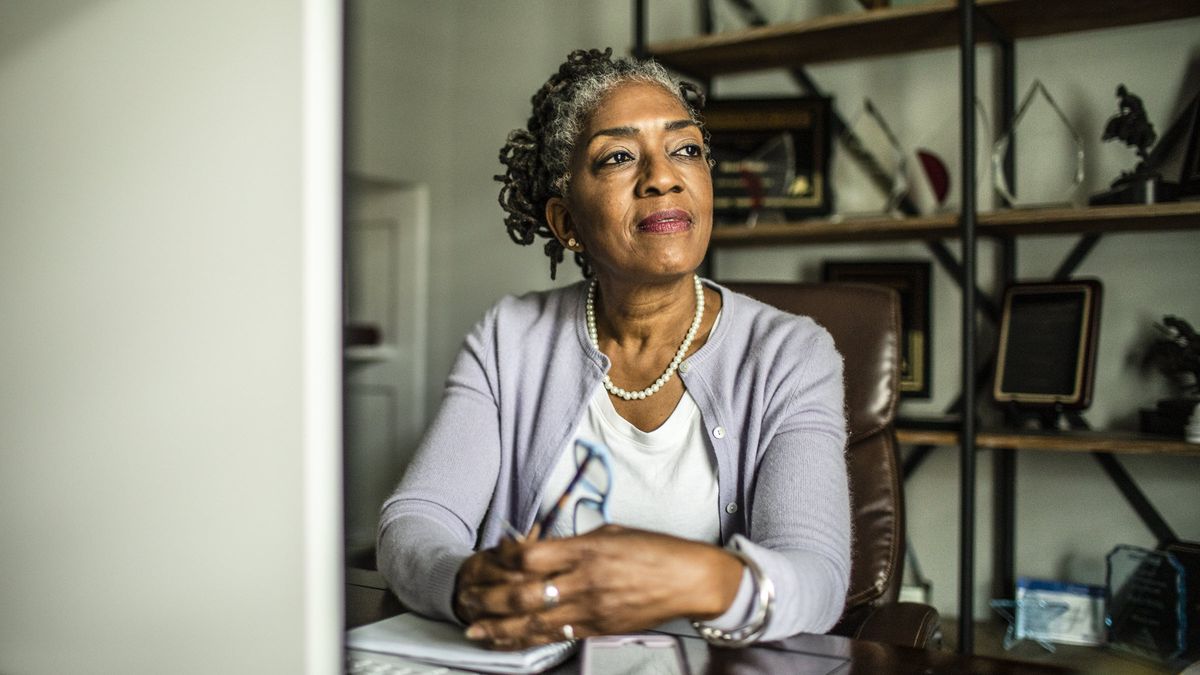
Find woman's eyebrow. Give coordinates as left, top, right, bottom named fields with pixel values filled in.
left=664, top=119, right=699, bottom=132
left=587, top=119, right=699, bottom=144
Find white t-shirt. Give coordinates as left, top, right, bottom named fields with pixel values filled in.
left=537, top=384, right=720, bottom=542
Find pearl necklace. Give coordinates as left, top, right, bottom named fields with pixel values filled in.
left=586, top=274, right=705, bottom=401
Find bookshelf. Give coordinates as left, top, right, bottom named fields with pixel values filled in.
left=641, top=0, right=1200, bottom=657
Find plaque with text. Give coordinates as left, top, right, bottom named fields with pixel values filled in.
left=703, top=98, right=832, bottom=223
left=993, top=280, right=1102, bottom=408
left=1106, top=545, right=1187, bottom=662
left=823, top=260, right=931, bottom=398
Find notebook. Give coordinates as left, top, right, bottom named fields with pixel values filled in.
left=346, top=613, right=578, bottom=674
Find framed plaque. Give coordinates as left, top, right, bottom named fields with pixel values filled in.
left=703, top=97, right=833, bottom=223
left=823, top=260, right=931, bottom=398
left=993, top=280, right=1102, bottom=408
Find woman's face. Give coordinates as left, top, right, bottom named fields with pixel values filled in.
left=547, top=81, right=713, bottom=285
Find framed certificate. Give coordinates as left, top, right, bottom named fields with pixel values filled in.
left=703, top=97, right=833, bottom=223
left=823, top=260, right=931, bottom=398
left=993, top=280, right=1102, bottom=408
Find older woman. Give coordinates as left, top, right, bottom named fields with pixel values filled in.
left=377, top=48, right=849, bottom=649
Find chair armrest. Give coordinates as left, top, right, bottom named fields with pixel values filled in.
left=844, top=602, right=941, bottom=649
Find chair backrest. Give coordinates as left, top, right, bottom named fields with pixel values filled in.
left=724, top=282, right=905, bottom=611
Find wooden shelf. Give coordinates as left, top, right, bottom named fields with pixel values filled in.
left=344, top=344, right=399, bottom=363
left=646, top=0, right=1200, bottom=76
left=940, top=618, right=1173, bottom=675
left=709, top=201, right=1200, bottom=247
left=981, top=201, right=1200, bottom=236
left=648, top=1, right=958, bottom=75
left=897, top=427, right=1200, bottom=456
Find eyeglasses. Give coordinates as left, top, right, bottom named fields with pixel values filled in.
left=537, top=439, right=613, bottom=540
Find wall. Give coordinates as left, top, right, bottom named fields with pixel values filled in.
left=347, top=0, right=632, bottom=411
left=0, top=2, right=342, bottom=673
left=348, top=0, right=1200, bottom=622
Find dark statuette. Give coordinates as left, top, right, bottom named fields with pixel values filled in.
left=1091, top=85, right=1180, bottom=205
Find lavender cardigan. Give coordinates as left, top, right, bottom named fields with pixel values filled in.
left=377, top=279, right=850, bottom=641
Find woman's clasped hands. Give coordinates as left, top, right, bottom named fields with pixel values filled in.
left=454, top=524, right=743, bottom=650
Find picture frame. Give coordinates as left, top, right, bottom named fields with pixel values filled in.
left=822, top=260, right=931, bottom=398
left=703, top=97, right=833, bottom=223
left=1178, top=93, right=1200, bottom=199
left=993, top=280, right=1102, bottom=409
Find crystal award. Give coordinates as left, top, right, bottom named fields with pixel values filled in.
left=1106, top=544, right=1187, bottom=662
left=992, top=80, right=1085, bottom=208
left=837, top=98, right=908, bottom=217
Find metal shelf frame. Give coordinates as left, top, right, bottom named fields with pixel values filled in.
left=633, top=0, right=1196, bottom=656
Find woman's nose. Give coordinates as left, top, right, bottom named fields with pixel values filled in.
left=636, top=153, right=683, bottom=196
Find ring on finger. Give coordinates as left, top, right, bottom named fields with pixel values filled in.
left=542, top=581, right=560, bottom=609
left=561, top=624, right=575, bottom=641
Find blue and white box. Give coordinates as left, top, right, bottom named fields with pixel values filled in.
left=1015, top=577, right=1107, bottom=646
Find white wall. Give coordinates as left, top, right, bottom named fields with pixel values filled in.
left=348, top=0, right=1200, bottom=622
left=347, top=0, right=633, bottom=411
left=0, top=2, right=342, bottom=673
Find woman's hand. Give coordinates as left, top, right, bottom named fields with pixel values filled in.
left=455, top=525, right=743, bottom=649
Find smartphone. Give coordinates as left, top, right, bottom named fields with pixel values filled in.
left=581, top=635, right=687, bottom=675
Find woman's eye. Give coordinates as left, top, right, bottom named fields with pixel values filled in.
left=600, top=150, right=634, bottom=165
left=673, top=144, right=703, bottom=158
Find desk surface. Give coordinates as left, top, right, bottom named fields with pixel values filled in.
left=347, top=570, right=1079, bottom=675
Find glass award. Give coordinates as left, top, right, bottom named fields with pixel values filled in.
left=1106, top=544, right=1187, bottom=662
left=838, top=98, right=908, bottom=217
left=973, top=97, right=994, bottom=209
left=990, top=577, right=1105, bottom=653
left=902, top=98, right=992, bottom=214
left=992, top=80, right=1085, bottom=208
left=990, top=597, right=1069, bottom=653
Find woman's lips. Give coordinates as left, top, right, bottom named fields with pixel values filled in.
left=637, top=209, right=692, bottom=233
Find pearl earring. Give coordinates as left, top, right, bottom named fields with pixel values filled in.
left=567, top=237, right=578, bottom=249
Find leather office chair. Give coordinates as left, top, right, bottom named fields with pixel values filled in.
left=725, top=282, right=941, bottom=648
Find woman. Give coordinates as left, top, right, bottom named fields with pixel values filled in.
left=377, top=48, right=849, bottom=649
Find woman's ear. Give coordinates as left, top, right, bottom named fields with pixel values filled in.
left=546, top=197, right=583, bottom=252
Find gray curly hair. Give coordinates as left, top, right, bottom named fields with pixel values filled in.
left=495, top=48, right=708, bottom=279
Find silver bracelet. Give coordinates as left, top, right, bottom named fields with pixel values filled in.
left=691, top=547, right=774, bottom=648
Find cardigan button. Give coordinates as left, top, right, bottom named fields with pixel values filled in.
left=725, top=503, right=738, bottom=514
left=712, top=426, right=725, bottom=439
left=678, top=360, right=690, bottom=374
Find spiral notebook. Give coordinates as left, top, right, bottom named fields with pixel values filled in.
left=346, top=613, right=578, bottom=674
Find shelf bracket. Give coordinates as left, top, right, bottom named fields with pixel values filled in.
left=633, top=0, right=647, bottom=58
left=1091, top=452, right=1179, bottom=548
left=902, top=444, right=936, bottom=480
left=1052, top=234, right=1101, bottom=281
left=698, top=0, right=715, bottom=35
left=974, top=4, right=1012, bottom=44
left=925, top=240, right=1001, bottom=322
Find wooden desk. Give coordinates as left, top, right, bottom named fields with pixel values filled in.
left=346, top=570, right=1080, bottom=674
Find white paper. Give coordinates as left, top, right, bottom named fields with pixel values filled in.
left=346, top=613, right=577, bottom=674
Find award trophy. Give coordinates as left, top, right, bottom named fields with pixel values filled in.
left=1106, top=544, right=1191, bottom=663
left=836, top=98, right=909, bottom=217
left=993, top=80, right=1085, bottom=208
left=1090, top=85, right=1181, bottom=205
